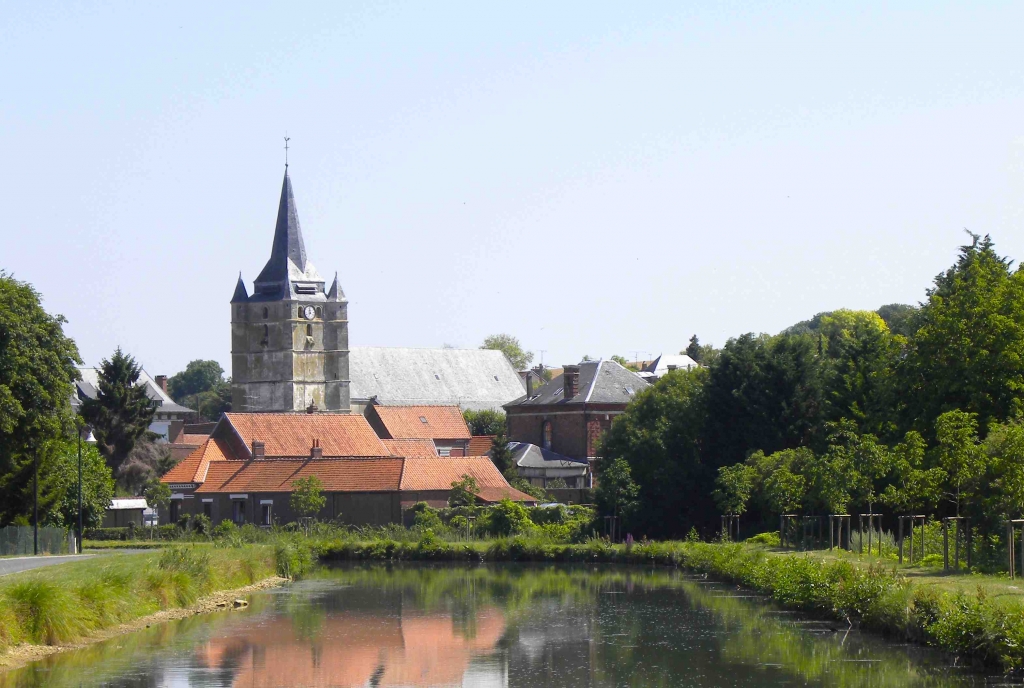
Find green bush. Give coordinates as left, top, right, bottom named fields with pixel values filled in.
left=409, top=502, right=443, bottom=531
left=212, top=520, right=237, bottom=538
left=746, top=531, right=780, bottom=546
left=482, top=499, right=532, bottom=537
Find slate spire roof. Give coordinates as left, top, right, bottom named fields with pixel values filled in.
left=326, top=272, right=346, bottom=302
left=252, top=170, right=324, bottom=298
left=231, top=272, right=249, bottom=303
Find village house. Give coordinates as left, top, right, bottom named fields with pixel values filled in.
left=160, top=412, right=533, bottom=526
left=364, top=403, right=472, bottom=456
left=504, top=359, right=648, bottom=474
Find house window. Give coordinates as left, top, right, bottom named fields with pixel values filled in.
left=232, top=500, right=245, bottom=524
left=169, top=501, right=180, bottom=523
left=261, top=504, right=272, bottom=526
left=542, top=420, right=552, bottom=450
left=203, top=502, right=212, bottom=519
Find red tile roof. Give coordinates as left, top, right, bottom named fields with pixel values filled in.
left=195, top=458, right=404, bottom=493
left=467, top=436, right=494, bottom=456
left=173, top=433, right=211, bottom=445
left=383, top=439, right=438, bottom=458
left=224, top=413, right=389, bottom=458
left=399, top=456, right=535, bottom=502
left=373, top=406, right=471, bottom=440
left=162, top=438, right=232, bottom=484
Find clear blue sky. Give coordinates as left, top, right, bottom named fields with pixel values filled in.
left=4, top=2, right=1024, bottom=375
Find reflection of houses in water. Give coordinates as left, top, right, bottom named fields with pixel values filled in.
left=192, top=606, right=508, bottom=687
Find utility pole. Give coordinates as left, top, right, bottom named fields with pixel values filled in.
left=33, top=454, right=38, bottom=556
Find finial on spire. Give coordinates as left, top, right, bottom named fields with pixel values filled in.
left=284, top=135, right=290, bottom=169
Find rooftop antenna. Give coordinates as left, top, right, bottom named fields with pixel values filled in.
left=284, top=135, right=291, bottom=169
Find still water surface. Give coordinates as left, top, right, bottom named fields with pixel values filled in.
left=2, top=564, right=1012, bottom=687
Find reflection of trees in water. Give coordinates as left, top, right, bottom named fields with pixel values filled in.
left=3, top=565, right=982, bottom=688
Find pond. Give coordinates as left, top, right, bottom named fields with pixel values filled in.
left=0, top=564, right=1008, bottom=687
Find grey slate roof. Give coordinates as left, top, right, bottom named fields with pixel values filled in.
left=349, top=347, right=526, bottom=412
left=505, top=359, right=648, bottom=408
left=510, top=442, right=588, bottom=469
left=71, top=367, right=192, bottom=416
left=250, top=171, right=325, bottom=302
left=230, top=273, right=249, bottom=303
left=644, top=353, right=699, bottom=377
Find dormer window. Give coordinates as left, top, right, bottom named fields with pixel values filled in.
left=419, top=416, right=428, bottom=424
left=295, top=284, right=317, bottom=294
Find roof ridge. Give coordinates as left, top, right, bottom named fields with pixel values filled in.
left=584, top=359, right=603, bottom=403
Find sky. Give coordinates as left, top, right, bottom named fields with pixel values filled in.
left=4, top=2, right=1024, bottom=375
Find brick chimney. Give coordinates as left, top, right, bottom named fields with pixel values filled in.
left=310, top=438, right=323, bottom=458
left=526, top=372, right=534, bottom=398
left=563, top=365, right=580, bottom=399
left=155, top=375, right=168, bottom=393
left=251, top=440, right=265, bottom=460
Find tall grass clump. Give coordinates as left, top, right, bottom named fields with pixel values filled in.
left=6, top=580, right=96, bottom=645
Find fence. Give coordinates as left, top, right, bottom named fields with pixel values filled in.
left=0, top=526, right=70, bottom=556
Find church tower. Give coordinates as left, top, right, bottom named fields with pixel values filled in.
left=230, top=171, right=350, bottom=413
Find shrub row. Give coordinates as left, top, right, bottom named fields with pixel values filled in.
left=83, top=525, right=180, bottom=541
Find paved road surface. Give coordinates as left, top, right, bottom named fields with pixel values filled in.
left=0, top=554, right=96, bottom=576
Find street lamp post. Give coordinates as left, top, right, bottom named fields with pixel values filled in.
left=77, top=428, right=96, bottom=554
left=33, top=456, right=38, bottom=556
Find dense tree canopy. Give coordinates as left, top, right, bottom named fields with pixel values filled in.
left=168, top=359, right=231, bottom=420
left=46, top=438, right=116, bottom=529
left=597, top=234, right=1024, bottom=539
left=0, top=273, right=82, bottom=526
left=900, top=234, right=1024, bottom=435
left=601, top=368, right=714, bottom=537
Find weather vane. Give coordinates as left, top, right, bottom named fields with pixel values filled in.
left=284, top=135, right=291, bottom=168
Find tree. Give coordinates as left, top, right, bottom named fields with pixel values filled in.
left=880, top=430, right=943, bottom=514
left=489, top=426, right=516, bottom=476
left=481, top=334, right=533, bottom=371
left=900, top=233, right=1024, bottom=434
left=595, top=457, right=639, bottom=525
left=686, top=335, right=702, bottom=363
left=712, top=464, right=755, bottom=515
left=448, top=474, right=480, bottom=507
left=818, top=310, right=899, bottom=438
left=610, top=355, right=639, bottom=372
left=876, top=303, right=919, bottom=338
left=0, top=273, right=82, bottom=526
left=167, top=360, right=224, bottom=402
left=601, top=367, right=712, bottom=537
left=290, top=475, right=326, bottom=519
left=934, top=410, right=986, bottom=517
left=117, top=438, right=174, bottom=495
left=46, top=438, right=115, bottom=529
left=985, top=419, right=1024, bottom=520
left=143, top=478, right=171, bottom=517
left=463, top=409, right=505, bottom=436
left=747, top=448, right=812, bottom=516
left=702, top=333, right=824, bottom=468
left=80, top=348, right=157, bottom=478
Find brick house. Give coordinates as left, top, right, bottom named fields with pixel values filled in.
left=160, top=412, right=532, bottom=526
left=503, top=360, right=648, bottom=476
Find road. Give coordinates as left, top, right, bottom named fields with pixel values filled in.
left=0, top=554, right=96, bottom=576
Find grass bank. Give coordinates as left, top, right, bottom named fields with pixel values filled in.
left=312, top=536, right=1024, bottom=673
left=0, top=544, right=287, bottom=663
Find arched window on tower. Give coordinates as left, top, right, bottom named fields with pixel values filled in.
left=262, top=307, right=268, bottom=319
left=260, top=324, right=269, bottom=347
left=542, top=420, right=552, bottom=450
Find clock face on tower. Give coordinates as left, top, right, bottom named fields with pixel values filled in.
left=303, top=306, right=316, bottom=320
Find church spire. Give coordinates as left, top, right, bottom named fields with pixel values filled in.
left=231, top=272, right=249, bottom=303
left=253, top=170, right=322, bottom=294
left=326, top=272, right=346, bottom=302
